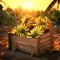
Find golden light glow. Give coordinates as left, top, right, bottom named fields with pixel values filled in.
left=21, top=1, right=34, bottom=10
left=3, top=0, right=53, bottom=11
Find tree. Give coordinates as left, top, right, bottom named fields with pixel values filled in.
left=0, top=0, right=5, bottom=4
left=45, top=0, right=60, bottom=12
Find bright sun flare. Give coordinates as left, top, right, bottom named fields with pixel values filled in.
left=3, top=0, right=53, bottom=11
left=22, top=1, right=34, bottom=10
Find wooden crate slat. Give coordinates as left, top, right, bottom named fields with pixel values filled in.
left=39, top=32, right=50, bottom=39
left=40, top=37, right=50, bottom=43
left=11, top=36, right=36, bottom=47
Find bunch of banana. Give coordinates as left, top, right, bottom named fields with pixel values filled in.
left=27, top=26, right=44, bottom=38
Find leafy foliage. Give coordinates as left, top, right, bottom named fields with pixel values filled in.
left=48, top=9, right=60, bottom=25
left=0, top=9, right=16, bottom=25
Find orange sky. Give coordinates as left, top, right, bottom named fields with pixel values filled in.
left=1, top=0, right=53, bottom=11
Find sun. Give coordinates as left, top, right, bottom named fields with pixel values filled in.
left=22, top=1, right=34, bottom=10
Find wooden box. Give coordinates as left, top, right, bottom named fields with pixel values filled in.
left=8, top=32, right=52, bottom=56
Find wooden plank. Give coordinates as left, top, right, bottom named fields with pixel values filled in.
left=40, top=37, right=50, bottom=43
left=12, top=42, right=36, bottom=55
left=39, top=32, right=50, bottom=39
left=40, top=45, right=51, bottom=50
left=11, top=36, right=36, bottom=47
left=11, top=35, right=36, bottom=43
left=40, top=40, right=51, bottom=46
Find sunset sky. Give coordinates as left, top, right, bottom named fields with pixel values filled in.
left=2, top=0, right=53, bottom=11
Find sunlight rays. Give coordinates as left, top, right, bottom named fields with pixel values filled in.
left=3, top=0, right=53, bottom=11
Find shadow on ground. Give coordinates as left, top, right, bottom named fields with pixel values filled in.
left=1, top=50, right=60, bottom=60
